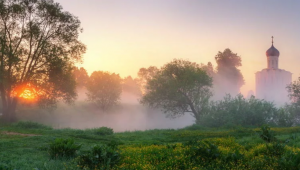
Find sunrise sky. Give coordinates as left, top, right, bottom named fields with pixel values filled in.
left=55, top=0, right=300, bottom=96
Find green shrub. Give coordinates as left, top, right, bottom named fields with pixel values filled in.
left=266, top=142, right=285, bottom=157
left=186, top=140, right=220, bottom=165
left=278, top=151, right=300, bottom=170
left=94, top=127, right=114, bottom=135
left=76, top=144, right=121, bottom=170
left=258, top=125, right=277, bottom=143
left=13, top=121, right=52, bottom=130
left=0, top=164, right=12, bottom=170
left=48, top=138, right=81, bottom=159
left=198, top=94, right=278, bottom=127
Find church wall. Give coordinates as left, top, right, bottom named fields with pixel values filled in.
left=255, top=69, right=291, bottom=105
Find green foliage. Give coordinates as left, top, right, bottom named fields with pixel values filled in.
left=76, top=144, right=121, bottom=170
left=94, top=127, right=114, bottom=135
left=86, top=71, right=122, bottom=110
left=187, top=140, right=221, bottom=165
left=258, top=125, right=277, bottom=143
left=2, top=123, right=300, bottom=169
left=278, top=151, right=300, bottom=170
left=287, top=77, right=300, bottom=104
left=275, top=108, right=294, bottom=127
left=141, top=59, right=213, bottom=121
left=0, top=0, right=86, bottom=122
left=48, top=138, right=81, bottom=159
left=266, top=142, right=285, bottom=157
left=199, top=94, right=278, bottom=127
left=282, top=103, right=300, bottom=126
left=0, top=164, right=12, bottom=170
left=13, top=121, right=52, bottom=130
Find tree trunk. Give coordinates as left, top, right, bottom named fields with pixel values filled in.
left=2, top=97, right=18, bottom=123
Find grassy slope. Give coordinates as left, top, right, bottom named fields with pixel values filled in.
left=1, top=122, right=300, bottom=169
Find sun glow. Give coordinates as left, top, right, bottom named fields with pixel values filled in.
left=19, top=86, right=38, bottom=100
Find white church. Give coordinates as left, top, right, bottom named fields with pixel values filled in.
left=255, top=37, right=292, bottom=105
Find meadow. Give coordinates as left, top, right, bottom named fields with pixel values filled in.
left=0, top=122, right=300, bottom=170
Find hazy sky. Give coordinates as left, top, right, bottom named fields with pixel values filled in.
left=55, top=0, right=300, bottom=95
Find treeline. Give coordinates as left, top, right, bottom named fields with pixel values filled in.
left=73, top=48, right=300, bottom=128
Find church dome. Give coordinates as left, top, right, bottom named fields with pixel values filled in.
left=266, top=45, right=280, bottom=57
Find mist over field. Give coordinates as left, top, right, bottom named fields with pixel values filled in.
left=18, top=89, right=194, bottom=132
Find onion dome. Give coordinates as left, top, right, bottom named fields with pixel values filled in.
left=266, top=36, right=280, bottom=57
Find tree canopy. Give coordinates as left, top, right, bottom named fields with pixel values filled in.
left=137, top=66, right=159, bottom=94
left=141, top=59, right=213, bottom=122
left=86, top=71, right=122, bottom=110
left=214, top=49, right=244, bottom=97
left=122, top=76, right=142, bottom=96
left=287, top=77, right=300, bottom=104
left=0, top=0, right=86, bottom=121
left=73, top=67, right=89, bottom=88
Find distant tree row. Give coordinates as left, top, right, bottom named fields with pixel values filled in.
left=72, top=67, right=142, bottom=110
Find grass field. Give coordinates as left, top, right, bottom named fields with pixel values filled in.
left=1, top=122, right=300, bottom=170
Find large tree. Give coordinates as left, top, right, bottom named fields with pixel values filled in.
left=141, top=59, right=213, bottom=122
left=214, top=48, right=244, bottom=97
left=0, top=0, right=86, bottom=122
left=86, top=71, right=122, bottom=110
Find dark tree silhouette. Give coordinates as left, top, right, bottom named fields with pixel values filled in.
left=141, top=59, right=213, bottom=122
left=0, top=0, right=86, bottom=122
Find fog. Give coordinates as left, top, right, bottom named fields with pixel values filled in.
left=18, top=89, right=194, bottom=132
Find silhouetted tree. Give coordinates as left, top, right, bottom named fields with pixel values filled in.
left=73, top=67, right=89, bottom=88
left=0, top=0, right=86, bottom=122
left=215, top=49, right=244, bottom=97
left=137, top=66, right=159, bottom=94
left=86, top=71, right=122, bottom=110
left=141, top=59, right=213, bottom=122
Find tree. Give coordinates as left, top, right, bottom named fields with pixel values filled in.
left=0, top=0, right=86, bottom=122
left=137, top=66, right=159, bottom=94
left=214, top=49, right=244, bottom=97
left=287, top=77, right=300, bottom=104
left=141, top=59, right=213, bottom=122
left=73, top=67, right=89, bottom=88
left=122, top=76, right=142, bottom=96
left=285, top=77, right=300, bottom=125
left=86, top=71, right=122, bottom=110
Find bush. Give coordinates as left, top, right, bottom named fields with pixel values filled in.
left=13, top=121, right=52, bottom=130
left=94, top=127, right=114, bottom=135
left=199, top=94, right=278, bottom=128
left=278, top=151, right=300, bottom=170
left=186, top=140, right=220, bottom=165
left=48, top=138, right=81, bottom=159
left=258, top=125, right=277, bottom=143
left=0, top=164, right=13, bottom=170
left=76, top=144, right=121, bottom=170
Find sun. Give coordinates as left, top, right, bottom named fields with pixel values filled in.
left=19, top=88, right=37, bottom=100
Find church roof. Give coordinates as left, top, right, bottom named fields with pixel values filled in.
left=266, top=36, right=280, bottom=57
left=266, top=44, right=280, bottom=57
